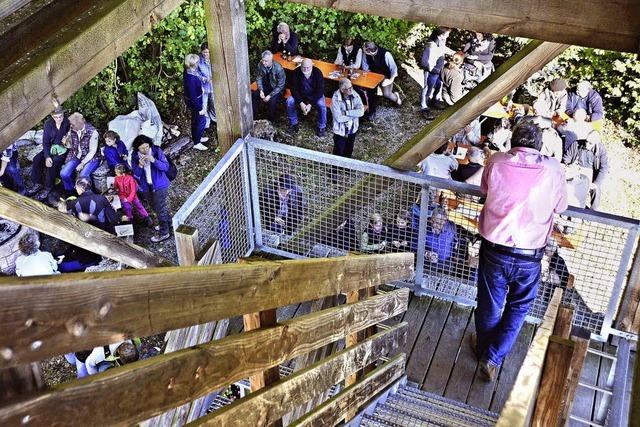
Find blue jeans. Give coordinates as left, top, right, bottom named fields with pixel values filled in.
left=60, top=158, right=101, bottom=191
left=475, top=242, right=541, bottom=367
left=421, top=70, right=442, bottom=109
left=286, top=96, right=327, bottom=130
left=191, top=110, right=207, bottom=144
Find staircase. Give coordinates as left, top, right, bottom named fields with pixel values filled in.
left=356, top=381, right=499, bottom=427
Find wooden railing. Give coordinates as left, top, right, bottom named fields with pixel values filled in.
left=0, top=253, right=413, bottom=426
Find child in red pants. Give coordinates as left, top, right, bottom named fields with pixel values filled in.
left=114, top=164, right=152, bottom=225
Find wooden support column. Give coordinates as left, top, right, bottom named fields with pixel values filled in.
left=632, top=347, right=640, bottom=425
left=203, top=0, right=253, bottom=154
left=385, top=40, right=569, bottom=170
left=616, top=241, right=640, bottom=334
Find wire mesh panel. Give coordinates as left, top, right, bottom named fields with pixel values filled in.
left=173, top=140, right=253, bottom=263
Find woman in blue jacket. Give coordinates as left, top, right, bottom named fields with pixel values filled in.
left=130, top=135, right=171, bottom=242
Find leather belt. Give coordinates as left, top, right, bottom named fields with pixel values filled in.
left=482, top=238, right=545, bottom=259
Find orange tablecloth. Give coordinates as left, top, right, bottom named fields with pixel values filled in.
left=273, top=52, right=385, bottom=90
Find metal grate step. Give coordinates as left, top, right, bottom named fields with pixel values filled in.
left=397, top=386, right=499, bottom=422
left=385, top=395, right=496, bottom=427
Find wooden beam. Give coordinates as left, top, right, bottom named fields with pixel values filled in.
left=0, top=187, right=171, bottom=269
left=553, top=304, right=574, bottom=339
left=204, top=0, right=253, bottom=153
left=175, top=225, right=200, bottom=266
left=496, top=287, right=563, bottom=427
left=531, top=336, right=576, bottom=427
left=290, top=353, right=406, bottom=427
left=286, top=0, right=640, bottom=53
left=559, top=328, right=590, bottom=426
left=0, top=289, right=409, bottom=426
left=190, top=323, right=407, bottom=427
left=0, top=0, right=34, bottom=22
left=616, top=241, right=640, bottom=334
left=0, top=254, right=413, bottom=367
left=631, top=345, right=640, bottom=426
left=385, top=40, right=568, bottom=170
left=243, top=309, right=280, bottom=393
left=0, top=0, right=185, bottom=151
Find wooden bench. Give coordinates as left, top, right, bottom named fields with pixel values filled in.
left=251, top=82, right=332, bottom=108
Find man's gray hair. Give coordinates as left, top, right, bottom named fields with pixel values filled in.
left=75, top=177, right=92, bottom=191
left=276, top=22, right=289, bottom=33
left=339, top=78, right=352, bottom=90
left=261, top=50, right=273, bottom=59
left=364, top=41, right=377, bottom=51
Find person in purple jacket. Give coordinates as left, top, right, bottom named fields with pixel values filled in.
left=130, top=135, right=171, bottom=242
left=183, top=53, right=209, bottom=151
left=103, top=130, right=128, bottom=174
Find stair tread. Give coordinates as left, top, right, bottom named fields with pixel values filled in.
left=385, top=397, right=497, bottom=425
left=398, top=386, right=499, bottom=418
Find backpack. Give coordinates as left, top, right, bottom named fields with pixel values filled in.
left=166, top=156, right=178, bottom=181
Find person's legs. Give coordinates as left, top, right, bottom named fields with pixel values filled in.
left=590, top=185, right=602, bottom=210
left=486, top=256, right=541, bottom=367
left=366, top=88, right=378, bottom=117
left=475, top=243, right=510, bottom=360
left=421, top=70, right=430, bottom=110
left=121, top=199, right=134, bottom=220
left=344, top=133, right=357, bottom=158
left=381, top=84, right=399, bottom=104
left=150, top=188, right=170, bottom=235
left=205, top=91, right=216, bottom=123
left=3, top=156, right=25, bottom=194
left=191, top=111, right=206, bottom=145
left=46, top=154, right=67, bottom=191
left=79, top=158, right=100, bottom=179
left=333, top=134, right=347, bottom=156
left=31, top=151, right=46, bottom=187
left=251, top=90, right=262, bottom=119
left=60, top=158, right=80, bottom=191
left=266, top=93, right=282, bottom=122
left=431, top=75, right=443, bottom=103
left=286, top=96, right=299, bottom=125
left=315, top=97, right=327, bottom=131
left=132, top=197, right=149, bottom=219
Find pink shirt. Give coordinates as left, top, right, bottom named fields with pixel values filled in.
left=479, top=147, right=568, bottom=249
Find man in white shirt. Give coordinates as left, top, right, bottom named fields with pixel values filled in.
left=15, top=233, right=58, bottom=277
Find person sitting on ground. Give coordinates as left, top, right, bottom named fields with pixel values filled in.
left=197, top=42, right=217, bottom=126
left=29, top=107, right=70, bottom=199
left=420, top=27, right=455, bottom=120
left=0, top=143, right=25, bottom=195
left=183, top=53, right=209, bottom=151
left=452, top=146, right=485, bottom=186
left=15, top=233, right=58, bottom=277
left=252, top=50, right=286, bottom=123
left=441, top=52, right=466, bottom=106
left=362, top=41, right=402, bottom=119
left=331, top=78, right=365, bottom=159
left=103, top=130, right=128, bottom=174
left=131, top=135, right=172, bottom=242
left=271, top=22, right=299, bottom=55
left=335, top=36, right=362, bottom=70
left=287, top=58, right=326, bottom=136
left=566, top=80, right=604, bottom=130
left=462, top=32, right=496, bottom=83
left=361, top=213, right=388, bottom=253
left=419, top=142, right=458, bottom=180
left=386, top=210, right=415, bottom=252
left=59, top=113, right=102, bottom=196
left=70, top=177, right=118, bottom=234
left=114, top=164, right=151, bottom=226
left=560, top=108, right=594, bottom=153
left=261, top=173, right=305, bottom=235
left=533, top=78, right=569, bottom=120
left=563, top=130, right=609, bottom=210
left=452, top=118, right=482, bottom=146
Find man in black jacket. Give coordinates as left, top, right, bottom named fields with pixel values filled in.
left=563, top=130, right=609, bottom=210
left=286, top=58, right=326, bottom=136
left=71, top=177, right=118, bottom=234
left=271, top=22, right=299, bottom=55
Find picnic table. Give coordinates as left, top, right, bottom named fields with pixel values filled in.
left=273, top=52, right=385, bottom=90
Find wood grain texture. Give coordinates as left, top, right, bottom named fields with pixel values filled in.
left=0, top=289, right=409, bottom=426
left=553, top=304, right=574, bottom=339
left=0, top=187, right=171, bottom=269
left=287, top=0, right=640, bottom=52
left=496, top=287, right=563, bottom=427
left=0, top=0, right=185, bottom=151
left=385, top=40, right=569, bottom=170
left=190, top=323, right=407, bottom=427
left=0, top=253, right=412, bottom=367
left=531, top=336, right=576, bottom=427
left=616, top=244, right=640, bottom=334
left=203, top=0, right=253, bottom=153
left=559, top=330, right=589, bottom=426
left=631, top=346, right=640, bottom=427
left=289, top=354, right=406, bottom=427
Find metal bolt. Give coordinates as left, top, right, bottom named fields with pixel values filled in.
left=22, top=415, right=30, bottom=424
left=24, top=318, right=34, bottom=328
left=0, top=347, right=13, bottom=361
left=30, top=341, right=42, bottom=351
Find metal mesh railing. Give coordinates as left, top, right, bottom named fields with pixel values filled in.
left=246, top=137, right=639, bottom=338
left=173, top=140, right=253, bottom=263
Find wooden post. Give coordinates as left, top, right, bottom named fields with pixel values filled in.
left=631, top=346, right=640, bottom=426
left=203, top=0, right=253, bottom=154
left=385, top=40, right=569, bottom=170
left=560, top=328, right=590, bottom=426
left=553, top=304, right=574, bottom=338
left=175, top=225, right=200, bottom=266
left=616, top=242, right=640, bottom=334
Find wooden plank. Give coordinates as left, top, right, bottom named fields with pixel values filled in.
left=188, top=323, right=407, bottom=427
left=244, top=309, right=280, bottom=392
left=0, top=362, right=43, bottom=403
left=0, top=0, right=186, bottom=152
left=175, top=225, right=199, bottom=266
left=531, top=336, right=576, bottom=427
left=489, top=322, right=536, bottom=413
left=0, top=253, right=413, bottom=367
left=392, top=294, right=430, bottom=356
left=385, top=40, right=568, bottom=170
left=344, top=290, right=361, bottom=389
left=405, top=298, right=451, bottom=387
left=203, top=0, right=252, bottom=154
left=289, top=354, right=406, bottom=427
left=422, top=303, right=472, bottom=395
left=553, top=304, right=575, bottom=339
left=0, top=187, right=171, bottom=269
left=0, top=0, right=32, bottom=21
left=287, top=0, right=640, bottom=52
left=0, top=289, right=409, bottom=426
left=196, top=240, right=222, bottom=266
left=559, top=329, right=590, bottom=426
left=616, top=244, right=640, bottom=334
left=444, top=313, right=478, bottom=402
left=496, top=287, right=563, bottom=427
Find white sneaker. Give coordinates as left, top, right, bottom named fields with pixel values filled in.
left=200, top=137, right=209, bottom=143
left=193, top=143, right=209, bottom=151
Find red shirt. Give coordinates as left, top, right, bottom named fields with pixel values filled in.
left=479, top=147, right=568, bottom=249
left=114, top=174, right=138, bottom=203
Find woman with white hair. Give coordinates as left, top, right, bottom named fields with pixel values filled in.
left=183, top=53, right=209, bottom=151
left=15, top=233, right=58, bottom=277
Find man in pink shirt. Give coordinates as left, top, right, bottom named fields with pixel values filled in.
left=474, top=121, right=567, bottom=381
